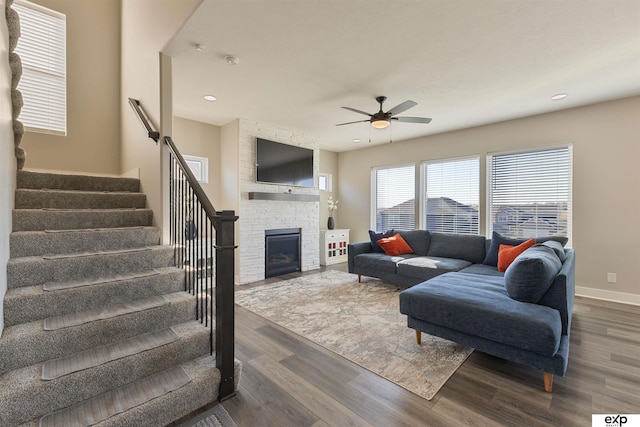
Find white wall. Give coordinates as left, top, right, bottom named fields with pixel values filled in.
left=1, top=0, right=17, bottom=336
left=338, top=96, right=640, bottom=303
left=120, top=0, right=201, bottom=229
left=18, top=0, right=121, bottom=175
left=172, top=116, right=220, bottom=206
left=319, top=149, right=339, bottom=230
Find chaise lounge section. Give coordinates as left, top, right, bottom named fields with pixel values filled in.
left=348, top=230, right=574, bottom=391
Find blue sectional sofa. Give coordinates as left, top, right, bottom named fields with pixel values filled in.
left=347, top=230, right=575, bottom=392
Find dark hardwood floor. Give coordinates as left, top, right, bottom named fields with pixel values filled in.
left=220, top=264, right=640, bottom=426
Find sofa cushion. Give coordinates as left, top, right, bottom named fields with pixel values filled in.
left=369, top=229, right=395, bottom=253
left=353, top=252, right=414, bottom=273
left=497, top=238, right=536, bottom=272
left=397, top=256, right=471, bottom=280
left=399, top=272, right=562, bottom=357
left=504, top=245, right=562, bottom=303
left=397, top=230, right=431, bottom=256
left=458, top=263, right=504, bottom=277
left=536, top=235, right=569, bottom=247
left=427, top=232, right=486, bottom=264
left=539, top=240, right=566, bottom=262
left=483, top=231, right=526, bottom=266
left=378, top=233, right=414, bottom=256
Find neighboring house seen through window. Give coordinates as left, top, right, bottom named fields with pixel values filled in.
left=373, top=164, right=415, bottom=231
left=13, top=0, right=66, bottom=135
left=488, top=146, right=572, bottom=242
left=422, top=157, right=479, bottom=235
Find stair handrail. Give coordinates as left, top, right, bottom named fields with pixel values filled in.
left=128, top=98, right=160, bottom=143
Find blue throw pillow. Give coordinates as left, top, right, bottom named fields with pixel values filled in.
left=539, top=240, right=566, bottom=262
left=504, top=245, right=562, bottom=303
left=483, top=231, right=526, bottom=266
left=369, top=229, right=394, bottom=253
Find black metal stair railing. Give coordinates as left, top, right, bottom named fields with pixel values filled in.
left=129, top=98, right=237, bottom=401
left=166, top=136, right=238, bottom=401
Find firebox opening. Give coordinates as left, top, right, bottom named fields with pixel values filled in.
left=265, top=228, right=301, bottom=278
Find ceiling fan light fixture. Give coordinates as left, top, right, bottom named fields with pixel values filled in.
left=371, top=119, right=390, bottom=129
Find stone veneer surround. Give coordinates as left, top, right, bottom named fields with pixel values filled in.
left=237, top=120, right=319, bottom=284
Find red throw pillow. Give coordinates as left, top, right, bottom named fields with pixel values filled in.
left=497, top=239, right=536, bottom=272
left=377, top=233, right=414, bottom=256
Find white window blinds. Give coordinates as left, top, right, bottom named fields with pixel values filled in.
left=373, top=165, right=415, bottom=231
left=423, top=157, right=479, bottom=235
left=488, top=146, right=572, bottom=241
left=13, top=0, right=66, bottom=135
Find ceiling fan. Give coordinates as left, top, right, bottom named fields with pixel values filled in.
left=336, top=96, right=432, bottom=129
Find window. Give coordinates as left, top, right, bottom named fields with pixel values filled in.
left=183, top=155, right=208, bottom=183
left=318, top=173, right=332, bottom=192
left=422, top=157, right=479, bottom=234
left=372, top=164, right=415, bottom=231
left=13, top=0, right=66, bottom=135
left=488, top=146, right=572, bottom=241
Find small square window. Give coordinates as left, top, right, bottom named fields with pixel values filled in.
left=183, top=155, right=208, bottom=183
left=319, top=173, right=332, bottom=192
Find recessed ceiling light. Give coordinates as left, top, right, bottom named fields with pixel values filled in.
left=203, top=95, right=217, bottom=102
left=225, top=55, right=240, bottom=66
left=353, top=139, right=361, bottom=143
left=551, top=93, right=568, bottom=101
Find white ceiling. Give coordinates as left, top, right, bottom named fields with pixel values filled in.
left=164, top=0, right=640, bottom=152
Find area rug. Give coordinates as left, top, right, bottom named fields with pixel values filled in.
left=235, top=270, right=473, bottom=400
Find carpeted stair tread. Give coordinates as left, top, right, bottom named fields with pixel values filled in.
left=43, top=226, right=145, bottom=233
left=15, top=188, right=146, bottom=210
left=7, top=245, right=176, bottom=289
left=10, top=227, right=159, bottom=258
left=0, top=292, right=196, bottom=375
left=42, top=246, right=151, bottom=260
left=41, top=328, right=180, bottom=380
left=12, top=208, right=154, bottom=232
left=39, top=365, right=192, bottom=427
left=43, top=269, right=160, bottom=291
left=17, top=170, right=140, bottom=192
left=43, top=295, right=169, bottom=330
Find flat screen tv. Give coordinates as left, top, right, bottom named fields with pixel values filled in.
left=256, top=138, right=314, bottom=188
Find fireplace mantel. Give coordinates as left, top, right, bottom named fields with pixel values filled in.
left=248, top=192, right=319, bottom=202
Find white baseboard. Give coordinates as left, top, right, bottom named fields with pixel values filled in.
left=575, top=286, right=640, bottom=306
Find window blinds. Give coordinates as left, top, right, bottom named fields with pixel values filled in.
left=13, top=1, right=66, bottom=135
left=374, top=165, right=415, bottom=232
left=488, top=146, right=572, bottom=240
left=423, top=157, right=480, bottom=235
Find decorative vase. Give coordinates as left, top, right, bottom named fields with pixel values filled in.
left=327, top=216, right=335, bottom=230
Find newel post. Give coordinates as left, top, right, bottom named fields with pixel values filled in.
left=214, top=210, right=238, bottom=401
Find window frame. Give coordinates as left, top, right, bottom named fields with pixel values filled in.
left=13, top=0, right=67, bottom=136
left=371, top=163, right=416, bottom=232
left=487, top=145, right=573, bottom=244
left=419, top=155, right=480, bottom=235
left=318, top=173, right=332, bottom=192
left=183, top=155, right=209, bottom=183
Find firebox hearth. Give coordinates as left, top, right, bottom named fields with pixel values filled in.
left=265, top=228, right=301, bottom=278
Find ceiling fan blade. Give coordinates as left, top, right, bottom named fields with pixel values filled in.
left=392, top=116, right=432, bottom=124
left=341, top=106, right=373, bottom=116
left=387, top=100, right=417, bottom=116
left=335, top=119, right=370, bottom=126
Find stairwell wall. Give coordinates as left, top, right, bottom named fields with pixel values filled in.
left=16, top=0, right=122, bottom=175
left=120, top=0, right=201, bottom=232
left=1, top=0, right=16, bottom=336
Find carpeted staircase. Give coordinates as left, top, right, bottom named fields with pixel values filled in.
left=0, top=170, right=239, bottom=427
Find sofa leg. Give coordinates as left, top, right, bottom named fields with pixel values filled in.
left=358, top=274, right=362, bottom=283
left=415, top=330, right=422, bottom=345
left=543, top=372, right=553, bottom=392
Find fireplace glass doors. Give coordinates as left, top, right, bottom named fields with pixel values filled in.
left=265, top=228, right=301, bottom=278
